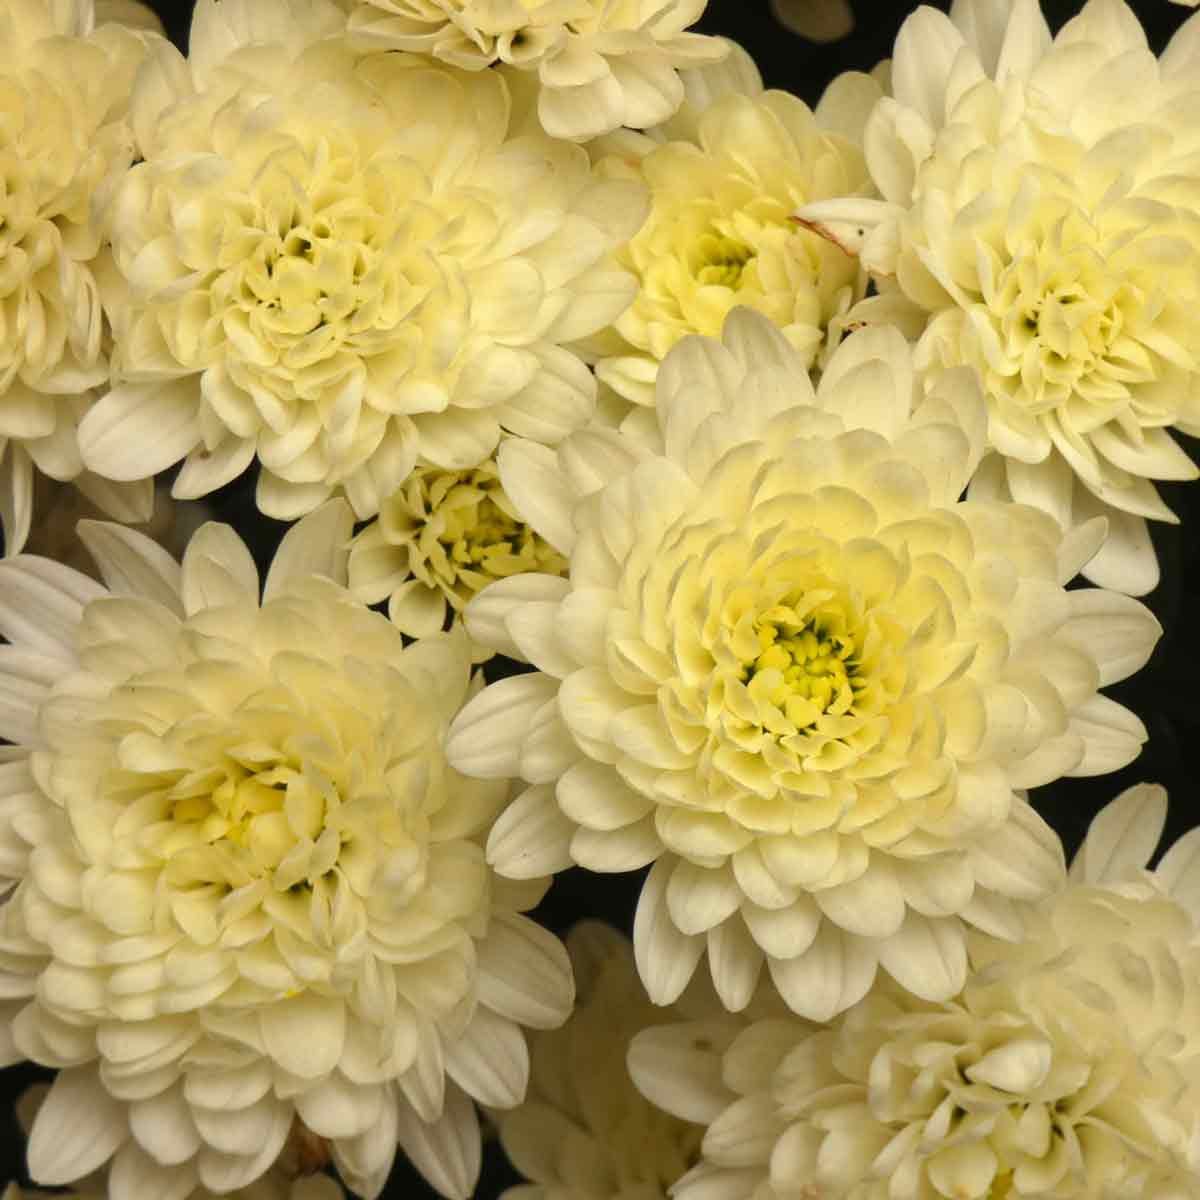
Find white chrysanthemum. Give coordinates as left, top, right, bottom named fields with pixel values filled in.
left=590, top=49, right=878, bottom=409
left=347, top=456, right=566, bottom=644
left=345, top=0, right=727, bottom=143
left=445, top=308, right=1161, bottom=1021
left=769, top=0, right=855, bottom=42
left=0, top=503, right=573, bottom=1200
left=9, top=1081, right=346, bottom=1200
left=631, top=785, right=1200, bottom=1200
left=0, top=0, right=161, bottom=555
left=76, top=0, right=648, bottom=524
left=498, top=922, right=711, bottom=1200
left=798, top=0, right=1200, bottom=597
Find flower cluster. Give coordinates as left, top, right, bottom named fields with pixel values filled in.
left=3, top=1, right=1200, bottom=1199
left=629, top=784, right=1200, bottom=1200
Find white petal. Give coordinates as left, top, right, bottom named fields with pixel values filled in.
left=706, top=919, right=763, bottom=1013
left=394, top=1083, right=481, bottom=1200
left=967, top=800, right=1064, bottom=900
left=1066, top=693, right=1148, bottom=777
left=259, top=993, right=345, bottom=1080
left=462, top=573, right=570, bottom=660
left=28, top=1067, right=129, bottom=1185
left=172, top=437, right=256, bottom=499
left=876, top=912, right=967, bottom=1001
left=891, top=8, right=968, bottom=128
left=447, top=673, right=561, bottom=780
left=445, top=1007, right=529, bottom=1108
left=0, top=648, right=62, bottom=744
left=497, top=438, right=577, bottom=554
left=814, top=858, right=906, bottom=938
left=633, top=858, right=706, bottom=1005
left=486, top=783, right=575, bottom=880
left=108, top=1143, right=197, bottom=1200
left=1059, top=589, right=1161, bottom=687
left=666, top=860, right=743, bottom=936
left=293, top=1076, right=381, bottom=1141
left=0, top=555, right=103, bottom=659
left=627, top=1023, right=736, bottom=1124
left=77, top=380, right=200, bottom=482
left=73, top=474, right=155, bottom=525
left=0, top=443, right=34, bottom=557
left=262, top=499, right=354, bottom=599
left=1071, top=782, right=1167, bottom=885
left=180, top=522, right=260, bottom=614
left=76, top=521, right=184, bottom=615
left=766, top=922, right=877, bottom=1021
left=476, top=912, right=574, bottom=1031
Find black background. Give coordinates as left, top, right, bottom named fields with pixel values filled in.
left=2, top=2, right=1197, bottom=1197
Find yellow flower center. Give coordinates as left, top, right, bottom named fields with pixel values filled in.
left=692, top=231, right=755, bottom=289
left=742, top=606, right=863, bottom=731
left=383, top=464, right=567, bottom=608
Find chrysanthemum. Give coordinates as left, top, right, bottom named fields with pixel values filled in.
left=630, top=784, right=1200, bottom=1200
left=0, top=503, right=573, bottom=1200
left=497, top=922, right=711, bottom=1200
left=347, top=456, right=566, bottom=644
left=590, top=48, right=878, bottom=409
left=797, top=0, right=1200, bottom=596
left=446, top=308, right=1160, bottom=1021
left=345, top=0, right=728, bottom=143
left=76, top=0, right=647, bottom=523
left=0, top=0, right=161, bottom=555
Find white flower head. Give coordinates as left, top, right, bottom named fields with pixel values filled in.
left=345, top=0, right=728, bottom=142
left=498, top=922, right=713, bottom=1200
left=0, top=502, right=574, bottom=1200
left=630, top=785, right=1200, bottom=1200
left=0, top=0, right=162, bottom=554
left=77, top=0, right=648, bottom=524
left=591, top=49, right=880, bottom=410
left=347, top=455, right=567, bottom=646
left=446, top=308, right=1161, bottom=1022
left=798, top=0, right=1200, bottom=597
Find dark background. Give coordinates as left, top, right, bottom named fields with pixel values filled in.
left=3, top=2, right=1197, bottom=1197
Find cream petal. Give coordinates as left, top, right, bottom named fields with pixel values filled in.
left=76, top=520, right=184, bottom=614
left=394, top=1082, right=481, bottom=1200
left=767, top=922, right=877, bottom=1021
left=627, top=1022, right=736, bottom=1125
left=876, top=911, right=966, bottom=1001
left=476, top=912, right=574, bottom=1031
left=634, top=858, right=706, bottom=1004
left=497, top=437, right=577, bottom=555
left=486, top=784, right=575, bottom=880
left=28, top=1067, right=129, bottom=1185
left=259, top=993, right=346, bottom=1080
left=448, top=673, right=561, bottom=780
left=77, top=380, right=201, bottom=482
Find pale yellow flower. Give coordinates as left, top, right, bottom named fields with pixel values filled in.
left=591, top=48, right=879, bottom=409
left=78, top=0, right=647, bottom=523
left=798, top=0, right=1200, bottom=596
left=0, top=504, right=573, bottom=1200
left=0, top=0, right=160, bottom=554
left=348, top=457, right=566, bottom=643
left=346, top=0, right=728, bottom=142
left=447, top=309, right=1160, bottom=1022
left=630, top=785, right=1200, bottom=1200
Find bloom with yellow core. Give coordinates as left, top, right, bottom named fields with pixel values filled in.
left=348, top=456, right=566, bottom=643
left=590, top=47, right=879, bottom=409
left=0, top=0, right=161, bottom=555
left=346, top=0, right=728, bottom=143
left=77, top=0, right=647, bottom=524
left=629, top=784, right=1200, bottom=1200
left=797, top=0, right=1200, bottom=596
left=446, top=308, right=1160, bottom=1022
left=0, top=503, right=573, bottom=1200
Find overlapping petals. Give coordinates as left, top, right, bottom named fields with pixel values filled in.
left=78, top=0, right=647, bottom=522
left=630, top=785, right=1200, bottom=1200
left=0, top=0, right=161, bottom=555
left=348, top=456, right=566, bottom=645
left=591, top=50, right=878, bottom=409
left=447, top=309, right=1160, bottom=1020
left=346, top=0, right=728, bottom=142
left=498, top=923, right=712, bottom=1200
left=0, top=504, right=573, bottom=1200
left=797, top=0, right=1200, bottom=595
